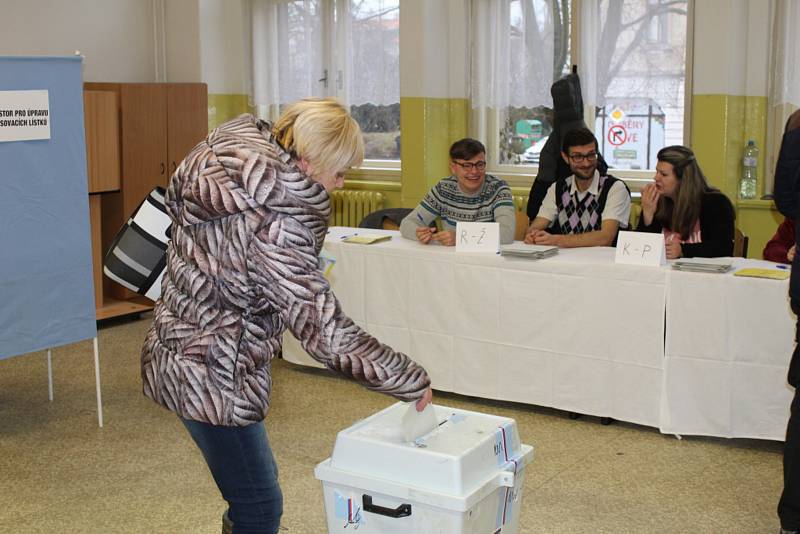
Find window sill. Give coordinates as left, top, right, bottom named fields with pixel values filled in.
left=342, top=178, right=401, bottom=192
left=347, top=166, right=400, bottom=182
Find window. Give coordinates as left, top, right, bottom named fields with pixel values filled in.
left=472, top=0, right=688, bottom=183
left=248, top=0, right=400, bottom=165
left=586, top=0, right=688, bottom=172
left=472, top=0, right=571, bottom=170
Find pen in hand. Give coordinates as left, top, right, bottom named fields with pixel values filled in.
left=417, top=213, right=433, bottom=234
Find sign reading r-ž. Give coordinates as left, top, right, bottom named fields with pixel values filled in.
left=595, top=101, right=665, bottom=170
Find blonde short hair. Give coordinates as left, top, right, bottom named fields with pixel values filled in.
left=272, top=98, right=364, bottom=174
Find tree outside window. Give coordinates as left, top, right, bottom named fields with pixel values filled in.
left=249, top=0, right=400, bottom=164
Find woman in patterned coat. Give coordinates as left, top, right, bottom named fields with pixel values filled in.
left=140, top=98, right=432, bottom=533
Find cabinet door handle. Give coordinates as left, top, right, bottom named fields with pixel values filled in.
left=160, top=162, right=165, bottom=175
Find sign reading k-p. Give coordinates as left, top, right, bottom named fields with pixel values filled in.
left=0, top=90, right=51, bottom=142
left=614, top=230, right=666, bottom=266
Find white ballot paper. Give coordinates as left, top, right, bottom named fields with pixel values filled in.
left=400, top=402, right=438, bottom=442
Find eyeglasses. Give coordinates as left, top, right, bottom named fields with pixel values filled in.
left=453, top=160, right=487, bottom=171
left=568, top=152, right=598, bottom=163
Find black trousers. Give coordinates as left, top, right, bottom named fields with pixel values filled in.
left=779, top=325, right=800, bottom=529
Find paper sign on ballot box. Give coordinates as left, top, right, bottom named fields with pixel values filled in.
left=614, top=230, right=666, bottom=266
left=455, top=222, right=500, bottom=253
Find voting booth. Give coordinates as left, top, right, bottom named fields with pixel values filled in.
left=315, top=403, right=534, bottom=533
left=0, top=56, right=103, bottom=425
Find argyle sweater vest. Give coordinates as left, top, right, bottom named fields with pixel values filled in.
left=552, top=174, right=622, bottom=235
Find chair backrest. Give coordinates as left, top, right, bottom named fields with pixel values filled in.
left=629, top=202, right=642, bottom=230
left=359, top=208, right=415, bottom=230
left=515, top=210, right=529, bottom=241
left=734, top=227, right=749, bottom=258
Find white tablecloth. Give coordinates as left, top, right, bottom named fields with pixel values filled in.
left=283, top=227, right=796, bottom=439
left=662, top=259, right=795, bottom=439
left=285, top=227, right=666, bottom=428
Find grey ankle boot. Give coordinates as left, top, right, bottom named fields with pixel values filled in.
left=222, top=510, right=233, bottom=534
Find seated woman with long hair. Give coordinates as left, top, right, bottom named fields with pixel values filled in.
left=638, top=145, right=735, bottom=259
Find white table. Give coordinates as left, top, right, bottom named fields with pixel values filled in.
left=284, top=227, right=796, bottom=439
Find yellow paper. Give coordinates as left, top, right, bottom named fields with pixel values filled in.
left=733, top=268, right=790, bottom=280
left=342, top=234, right=392, bottom=245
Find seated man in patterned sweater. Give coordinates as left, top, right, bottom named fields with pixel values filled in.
left=525, top=128, right=631, bottom=248
left=399, top=138, right=515, bottom=246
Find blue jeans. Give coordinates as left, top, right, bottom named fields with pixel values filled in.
left=181, top=417, right=283, bottom=534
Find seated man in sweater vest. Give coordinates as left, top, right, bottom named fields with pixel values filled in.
left=399, top=138, right=515, bottom=246
left=524, top=128, right=631, bottom=247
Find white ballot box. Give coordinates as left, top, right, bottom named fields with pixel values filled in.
left=315, top=402, right=534, bottom=533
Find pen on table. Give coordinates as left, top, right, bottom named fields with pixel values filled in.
left=777, top=264, right=790, bottom=270
left=339, top=232, right=358, bottom=240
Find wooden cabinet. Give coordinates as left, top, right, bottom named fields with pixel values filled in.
left=84, top=90, right=120, bottom=193
left=83, top=82, right=208, bottom=318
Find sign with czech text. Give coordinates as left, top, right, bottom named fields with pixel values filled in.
left=0, top=90, right=51, bottom=142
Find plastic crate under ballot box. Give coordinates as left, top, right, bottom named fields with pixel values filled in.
left=315, top=402, right=534, bottom=533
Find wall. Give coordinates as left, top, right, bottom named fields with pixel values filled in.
left=198, top=0, right=251, bottom=130
left=691, top=0, right=780, bottom=257
left=165, top=0, right=202, bottom=83
left=1, top=0, right=783, bottom=253
left=0, top=0, right=246, bottom=129
left=376, top=0, right=784, bottom=256
left=0, top=0, right=157, bottom=82
left=397, top=0, right=469, bottom=207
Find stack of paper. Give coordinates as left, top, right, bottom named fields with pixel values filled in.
left=672, top=258, right=733, bottom=273
left=500, top=243, right=559, bottom=259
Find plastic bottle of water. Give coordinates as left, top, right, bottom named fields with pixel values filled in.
left=739, top=139, right=758, bottom=199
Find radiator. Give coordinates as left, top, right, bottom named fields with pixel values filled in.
left=330, top=190, right=385, bottom=227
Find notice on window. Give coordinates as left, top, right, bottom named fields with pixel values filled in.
left=0, top=90, right=51, bottom=142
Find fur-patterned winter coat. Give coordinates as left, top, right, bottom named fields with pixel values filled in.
left=141, top=114, right=430, bottom=426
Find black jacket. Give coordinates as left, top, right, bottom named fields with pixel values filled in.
left=637, top=190, right=735, bottom=258
left=773, top=127, right=800, bottom=309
